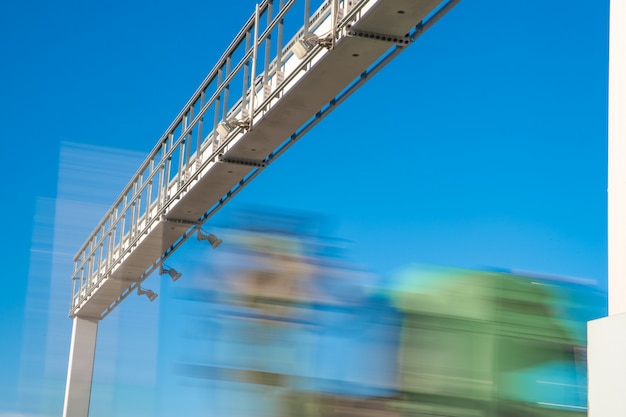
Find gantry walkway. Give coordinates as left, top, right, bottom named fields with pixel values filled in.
left=69, top=0, right=459, bottom=321
left=64, top=0, right=460, bottom=415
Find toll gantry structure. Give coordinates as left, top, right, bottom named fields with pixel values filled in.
left=62, top=0, right=460, bottom=415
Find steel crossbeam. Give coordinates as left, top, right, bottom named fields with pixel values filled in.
left=69, top=0, right=459, bottom=320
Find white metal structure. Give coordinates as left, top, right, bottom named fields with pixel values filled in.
left=588, top=0, right=626, bottom=416
left=62, top=0, right=460, bottom=415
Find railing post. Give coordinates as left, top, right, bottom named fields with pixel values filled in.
left=264, top=0, right=272, bottom=100
left=223, top=57, right=232, bottom=120
left=304, top=0, right=310, bottom=33
left=250, top=3, right=260, bottom=127
left=332, top=0, right=339, bottom=47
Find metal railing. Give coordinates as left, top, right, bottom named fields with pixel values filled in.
left=70, top=0, right=368, bottom=315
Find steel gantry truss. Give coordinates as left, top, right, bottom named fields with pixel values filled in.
left=63, top=0, right=461, bottom=415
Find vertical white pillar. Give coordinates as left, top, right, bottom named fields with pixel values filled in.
left=588, top=313, right=626, bottom=417
left=609, top=0, right=626, bottom=316
left=588, top=2, right=626, bottom=416
left=63, top=316, right=98, bottom=417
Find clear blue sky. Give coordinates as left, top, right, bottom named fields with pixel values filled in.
left=0, top=0, right=609, bottom=415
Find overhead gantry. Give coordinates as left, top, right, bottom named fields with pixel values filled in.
left=62, top=0, right=461, bottom=415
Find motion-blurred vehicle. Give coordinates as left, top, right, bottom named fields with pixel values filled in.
left=388, top=264, right=603, bottom=417
left=176, top=211, right=604, bottom=417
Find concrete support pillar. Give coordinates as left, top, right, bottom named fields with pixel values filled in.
left=588, top=313, right=626, bottom=416
left=63, top=316, right=98, bottom=417
left=588, top=1, right=626, bottom=416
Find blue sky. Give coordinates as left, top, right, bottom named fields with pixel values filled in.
left=0, top=0, right=609, bottom=415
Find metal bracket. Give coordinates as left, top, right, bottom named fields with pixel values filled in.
left=162, top=217, right=199, bottom=226
left=317, top=35, right=334, bottom=49
left=346, top=26, right=411, bottom=45
left=218, top=155, right=266, bottom=167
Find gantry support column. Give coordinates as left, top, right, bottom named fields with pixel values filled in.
left=63, top=316, right=98, bottom=417
left=608, top=0, right=626, bottom=318
left=588, top=0, right=626, bottom=416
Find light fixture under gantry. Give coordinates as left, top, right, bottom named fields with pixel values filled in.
left=160, top=265, right=182, bottom=282
left=137, top=285, right=158, bottom=302
left=197, top=230, right=223, bottom=249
